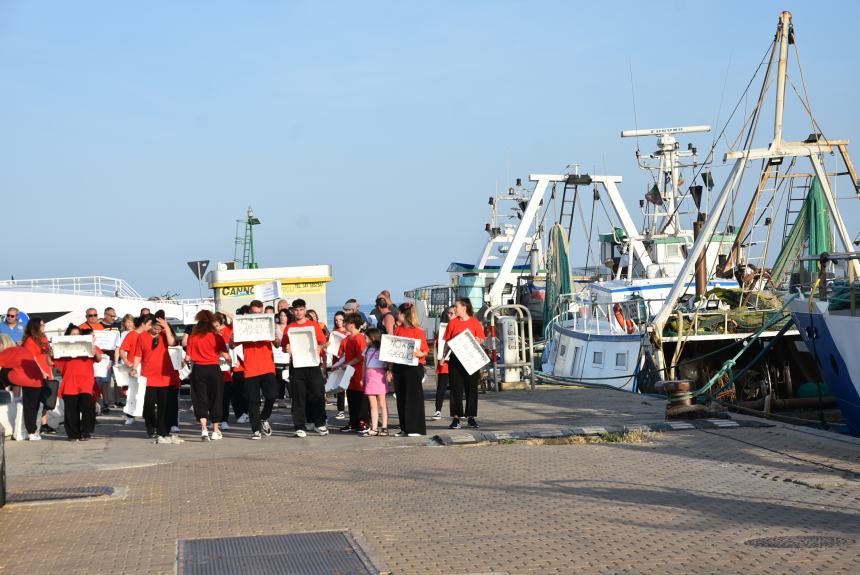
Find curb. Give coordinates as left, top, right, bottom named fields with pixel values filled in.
left=429, top=418, right=773, bottom=446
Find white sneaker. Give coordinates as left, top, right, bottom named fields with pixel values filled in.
left=294, top=429, right=307, bottom=438
left=124, top=417, right=135, bottom=426
left=170, top=434, right=184, bottom=444
left=431, top=411, right=442, bottom=420
left=316, top=425, right=329, bottom=436
left=211, top=430, right=223, bottom=441
left=170, top=425, right=180, bottom=433
left=201, top=431, right=210, bottom=441
left=261, top=420, right=272, bottom=436
left=28, top=433, right=42, bottom=441
left=220, top=421, right=230, bottom=430
left=335, top=411, right=346, bottom=420
left=407, top=433, right=423, bottom=437
left=155, top=435, right=172, bottom=444
left=237, top=414, right=250, bottom=424
left=251, top=431, right=262, bottom=440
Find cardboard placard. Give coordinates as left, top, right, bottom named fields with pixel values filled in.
left=324, top=365, right=354, bottom=392
left=51, top=335, right=94, bottom=358
left=447, top=329, right=490, bottom=375
left=232, top=314, right=276, bottom=343
left=273, top=346, right=291, bottom=365
left=93, top=356, right=112, bottom=379
left=287, top=326, right=319, bottom=368
left=253, top=280, right=282, bottom=302
left=379, top=334, right=421, bottom=367
left=114, top=365, right=134, bottom=388
left=436, top=322, right=448, bottom=359
left=168, top=346, right=184, bottom=371
left=94, top=330, right=120, bottom=351
left=123, top=374, right=147, bottom=418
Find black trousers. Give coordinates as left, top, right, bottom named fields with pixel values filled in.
left=64, top=393, right=95, bottom=439
left=434, top=372, right=449, bottom=413
left=336, top=390, right=346, bottom=412
left=346, top=389, right=369, bottom=429
left=448, top=355, right=479, bottom=418
left=143, top=386, right=170, bottom=438
left=275, top=365, right=288, bottom=399
left=393, top=364, right=426, bottom=435
left=190, top=364, right=224, bottom=422
left=20, top=386, right=42, bottom=435
left=168, top=386, right=179, bottom=428
left=290, top=366, right=325, bottom=430
left=225, top=372, right=248, bottom=419
left=245, top=372, right=278, bottom=433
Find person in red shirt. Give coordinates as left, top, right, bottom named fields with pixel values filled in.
left=131, top=315, right=178, bottom=443
left=432, top=306, right=456, bottom=421
left=389, top=303, right=430, bottom=436
left=186, top=310, right=231, bottom=441
left=442, top=298, right=486, bottom=429
left=280, top=298, right=328, bottom=437
left=21, top=317, right=58, bottom=436
left=238, top=300, right=280, bottom=440
left=330, top=311, right=348, bottom=420
left=1, top=324, right=46, bottom=440
left=331, top=313, right=368, bottom=433
left=55, top=324, right=103, bottom=441
left=219, top=310, right=249, bottom=425
left=119, top=314, right=150, bottom=424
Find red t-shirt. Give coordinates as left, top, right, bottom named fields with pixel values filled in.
left=343, top=333, right=367, bottom=390
left=394, top=326, right=430, bottom=365
left=135, top=331, right=176, bottom=387
left=186, top=331, right=228, bottom=365
left=56, top=347, right=101, bottom=396
left=22, top=336, right=51, bottom=378
left=119, top=330, right=141, bottom=365
left=222, top=325, right=243, bottom=374
left=443, top=316, right=485, bottom=343
left=242, top=340, right=275, bottom=378
left=281, top=320, right=327, bottom=366
left=0, top=346, right=44, bottom=388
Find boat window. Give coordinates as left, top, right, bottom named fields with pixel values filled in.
left=558, top=344, right=567, bottom=357
left=615, top=352, right=627, bottom=369
left=592, top=351, right=603, bottom=366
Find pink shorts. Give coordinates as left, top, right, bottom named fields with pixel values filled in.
left=364, top=368, right=388, bottom=395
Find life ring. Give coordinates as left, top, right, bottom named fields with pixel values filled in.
left=613, top=303, right=636, bottom=334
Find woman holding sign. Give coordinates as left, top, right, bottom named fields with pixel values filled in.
left=55, top=324, right=103, bottom=441
left=389, top=303, right=429, bottom=436
left=442, top=298, right=486, bottom=429
left=187, top=311, right=232, bottom=441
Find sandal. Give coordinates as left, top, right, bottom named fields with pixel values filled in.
left=364, top=429, right=379, bottom=437
left=379, top=428, right=389, bottom=436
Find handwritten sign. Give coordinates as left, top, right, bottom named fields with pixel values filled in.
left=94, top=330, right=119, bottom=350
left=273, top=346, right=291, bottom=365
left=326, top=331, right=347, bottom=359
left=447, top=329, right=490, bottom=375
left=325, top=365, right=354, bottom=392
left=168, top=346, right=185, bottom=371
left=253, top=280, right=282, bottom=302
left=287, top=326, right=319, bottom=368
left=379, top=334, right=421, bottom=366
left=436, top=322, right=448, bottom=359
left=51, top=335, right=94, bottom=358
left=233, top=314, right=276, bottom=343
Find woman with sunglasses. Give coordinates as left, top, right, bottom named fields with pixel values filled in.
left=442, top=298, right=486, bottom=429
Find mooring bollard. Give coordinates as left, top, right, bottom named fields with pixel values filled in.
left=655, top=379, right=707, bottom=419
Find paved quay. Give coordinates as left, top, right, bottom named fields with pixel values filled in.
left=2, top=377, right=860, bottom=575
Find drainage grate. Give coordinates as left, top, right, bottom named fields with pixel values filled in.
left=745, top=535, right=856, bottom=548
left=7, top=485, right=114, bottom=503
left=177, top=531, right=380, bottom=575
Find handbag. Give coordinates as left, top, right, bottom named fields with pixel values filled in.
left=41, top=379, right=60, bottom=410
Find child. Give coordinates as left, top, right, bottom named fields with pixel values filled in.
left=361, top=328, right=388, bottom=436
left=333, top=314, right=368, bottom=433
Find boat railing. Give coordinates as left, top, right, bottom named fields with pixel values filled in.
left=0, top=276, right=144, bottom=299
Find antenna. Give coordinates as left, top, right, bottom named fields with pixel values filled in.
left=621, top=125, right=711, bottom=138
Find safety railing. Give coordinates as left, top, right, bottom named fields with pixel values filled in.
left=0, top=276, right=144, bottom=299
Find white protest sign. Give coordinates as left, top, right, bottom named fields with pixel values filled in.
left=447, top=329, right=490, bottom=375
left=324, top=365, right=354, bottom=392
left=379, top=334, right=421, bottom=367
left=182, top=302, right=214, bottom=325
left=436, top=322, right=448, bottom=359
left=233, top=314, right=276, bottom=343
left=51, top=335, right=94, bottom=358
left=287, top=326, right=319, bottom=368
left=94, top=330, right=119, bottom=351
left=253, top=280, right=282, bottom=302
left=124, top=374, right=147, bottom=418
left=326, top=331, right=347, bottom=359
left=168, top=346, right=185, bottom=371
left=273, top=345, right=291, bottom=365
left=113, top=365, right=134, bottom=388
left=93, top=356, right=112, bottom=378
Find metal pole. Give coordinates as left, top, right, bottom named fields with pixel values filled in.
left=773, top=11, right=792, bottom=148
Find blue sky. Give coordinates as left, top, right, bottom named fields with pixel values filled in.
left=1, top=1, right=857, bottom=305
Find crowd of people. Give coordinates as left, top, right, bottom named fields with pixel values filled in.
left=0, top=291, right=487, bottom=443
